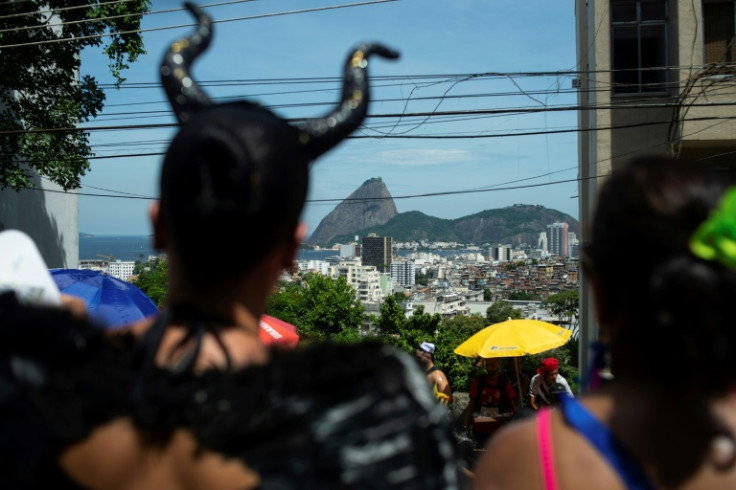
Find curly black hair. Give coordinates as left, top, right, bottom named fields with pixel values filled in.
left=584, top=155, right=736, bottom=391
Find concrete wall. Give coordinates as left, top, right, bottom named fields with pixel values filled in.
left=0, top=173, right=78, bottom=269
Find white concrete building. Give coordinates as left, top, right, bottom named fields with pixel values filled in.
left=332, top=263, right=383, bottom=304
left=546, top=222, right=569, bottom=257
left=432, top=293, right=470, bottom=318
left=297, top=260, right=330, bottom=275
left=108, top=260, right=135, bottom=281
left=492, top=245, right=511, bottom=262
left=390, top=260, right=416, bottom=286
left=538, top=232, right=548, bottom=253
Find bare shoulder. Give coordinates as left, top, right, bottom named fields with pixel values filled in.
left=472, top=418, right=540, bottom=490
left=429, top=369, right=448, bottom=383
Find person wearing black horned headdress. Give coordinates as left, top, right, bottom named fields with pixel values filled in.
left=0, top=3, right=465, bottom=489
left=133, top=0, right=401, bottom=375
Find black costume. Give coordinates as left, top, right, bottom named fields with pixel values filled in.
left=0, top=4, right=462, bottom=488
left=0, top=292, right=462, bottom=489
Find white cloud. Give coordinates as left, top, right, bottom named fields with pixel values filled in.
left=352, top=148, right=477, bottom=166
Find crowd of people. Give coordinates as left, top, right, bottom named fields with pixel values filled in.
left=3, top=3, right=736, bottom=490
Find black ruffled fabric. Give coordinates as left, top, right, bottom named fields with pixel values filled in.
left=0, top=292, right=136, bottom=489
left=0, top=292, right=463, bottom=489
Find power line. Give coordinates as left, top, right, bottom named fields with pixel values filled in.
left=85, top=99, right=736, bottom=126
left=3, top=107, right=736, bottom=137
left=0, top=0, right=398, bottom=50
left=34, top=170, right=594, bottom=202
left=0, top=0, right=261, bottom=34
left=6, top=114, right=736, bottom=165
left=52, top=115, right=736, bottom=204
left=0, top=0, right=147, bottom=30
left=0, top=0, right=139, bottom=22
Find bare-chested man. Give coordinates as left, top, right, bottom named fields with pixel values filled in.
left=416, top=342, right=453, bottom=405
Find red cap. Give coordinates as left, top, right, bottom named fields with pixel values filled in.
left=538, top=357, right=559, bottom=376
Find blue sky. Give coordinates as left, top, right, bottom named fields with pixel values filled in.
left=79, top=0, right=579, bottom=237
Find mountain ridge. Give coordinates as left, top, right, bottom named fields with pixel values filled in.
left=322, top=204, right=578, bottom=246
left=308, top=179, right=579, bottom=246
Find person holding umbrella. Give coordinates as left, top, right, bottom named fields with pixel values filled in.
left=473, top=156, right=736, bottom=489
left=528, top=357, right=573, bottom=410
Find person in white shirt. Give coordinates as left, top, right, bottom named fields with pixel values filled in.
left=528, top=357, right=573, bottom=410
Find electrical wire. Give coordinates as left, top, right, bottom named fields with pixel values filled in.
left=0, top=0, right=398, bottom=50
left=31, top=171, right=595, bottom=202
left=4, top=113, right=735, bottom=166
left=0, top=0, right=261, bottom=34
left=0, top=0, right=140, bottom=21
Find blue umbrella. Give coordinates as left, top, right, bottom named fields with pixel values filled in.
left=50, top=269, right=159, bottom=328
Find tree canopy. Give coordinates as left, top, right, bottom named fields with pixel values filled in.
left=132, top=257, right=168, bottom=308
left=266, top=273, right=365, bottom=343
left=543, top=290, right=580, bottom=338
left=0, top=0, right=150, bottom=190
left=485, top=300, right=522, bottom=324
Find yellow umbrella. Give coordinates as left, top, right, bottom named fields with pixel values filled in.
left=454, top=318, right=572, bottom=359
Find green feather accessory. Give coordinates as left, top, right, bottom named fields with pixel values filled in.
left=690, top=186, right=736, bottom=269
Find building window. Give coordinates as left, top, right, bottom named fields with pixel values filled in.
left=703, top=0, right=736, bottom=64
left=611, top=0, right=668, bottom=94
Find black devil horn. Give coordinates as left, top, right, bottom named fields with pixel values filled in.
left=160, top=2, right=213, bottom=123
left=296, top=43, right=399, bottom=159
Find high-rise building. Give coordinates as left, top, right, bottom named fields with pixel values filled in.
left=546, top=222, right=569, bottom=257
left=492, top=245, right=511, bottom=262
left=361, top=234, right=392, bottom=272
left=390, top=260, right=415, bottom=286
left=538, top=232, right=548, bottom=253
left=567, top=231, right=579, bottom=257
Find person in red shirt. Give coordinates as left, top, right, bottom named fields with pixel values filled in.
left=463, top=357, right=518, bottom=446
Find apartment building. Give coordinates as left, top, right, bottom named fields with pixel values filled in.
left=546, top=223, right=569, bottom=257
left=332, top=262, right=383, bottom=304
left=390, top=260, right=416, bottom=287
left=108, top=260, right=135, bottom=281
left=361, top=234, right=392, bottom=272
left=575, top=0, right=736, bottom=378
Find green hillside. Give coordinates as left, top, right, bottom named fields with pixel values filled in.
left=330, top=211, right=460, bottom=244
left=324, top=205, right=579, bottom=245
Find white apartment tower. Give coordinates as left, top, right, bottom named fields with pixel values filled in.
left=492, top=245, right=512, bottom=262
left=546, top=222, right=569, bottom=257
left=390, top=260, right=416, bottom=286
left=538, top=232, right=548, bottom=253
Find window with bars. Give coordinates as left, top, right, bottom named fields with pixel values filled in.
left=611, top=0, right=669, bottom=94
left=704, top=0, right=736, bottom=64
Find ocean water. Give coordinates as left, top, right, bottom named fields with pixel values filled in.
left=79, top=236, right=469, bottom=262
left=79, top=237, right=345, bottom=262
left=79, top=235, right=158, bottom=261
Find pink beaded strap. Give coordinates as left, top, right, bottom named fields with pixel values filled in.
left=537, top=408, right=559, bottom=490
